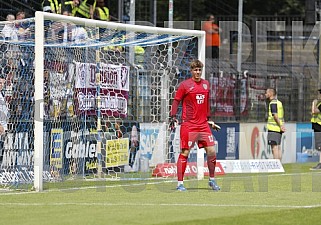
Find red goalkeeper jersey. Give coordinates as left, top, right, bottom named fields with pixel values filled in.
left=171, top=78, right=211, bottom=124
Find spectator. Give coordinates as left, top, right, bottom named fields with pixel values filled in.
left=3, top=65, right=13, bottom=106
left=0, top=72, right=9, bottom=133
left=104, top=34, right=124, bottom=52
left=0, top=72, right=9, bottom=167
left=49, top=15, right=87, bottom=44
left=42, top=0, right=61, bottom=14
left=50, top=19, right=68, bottom=43
left=74, top=0, right=96, bottom=19
left=62, top=9, right=72, bottom=17
left=95, top=0, right=110, bottom=21
left=1, top=14, right=18, bottom=41
left=129, top=125, right=139, bottom=167
left=61, top=0, right=79, bottom=16
left=202, top=14, right=221, bottom=59
left=310, top=88, right=321, bottom=170
left=115, top=120, right=123, bottom=138
left=15, top=10, right=31, bottom=41
left=265, top=88, right=286, bottom=160
left=70, top=25, right=88, bottom=44
left=16, top=11, right=26, bottom=20
left=134, top=46, right=145, bottom=66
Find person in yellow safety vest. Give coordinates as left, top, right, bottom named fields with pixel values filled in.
left=95, top=0, right=110, bottom=21
left=104, top=35, right=124, bottom=52
left=104, top=35, right=145, bottom=59
left=134, top=46, right=145, bottom=55
left=265, top=88, right=286, bottom=160
left=61, top=0, right=79, bottom=16
left=42, top=0, right=61, bottom=14
left=74, top=0, right=96, bottom=19
left=134, top=46, right=145, bottom=66
left=310, top=88, right=321, bottom=170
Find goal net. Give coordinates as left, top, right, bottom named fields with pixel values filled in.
left=0, top=12, right=205, bottom=191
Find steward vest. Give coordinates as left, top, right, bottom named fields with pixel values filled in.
left=267, top=99, right=284, bottom=132
left=77, top=0, right=96, bottom=19
left=42, top=0, right=61, bottom=14
left=63, top=0, right=78, bottom=16
left=104, top=35, right=125, bottom=51
left=311, top=101, right=321, bottom=125
left=135, top=46, right=145, bottom=54
left=96, top=7, right=109, bottom=21
left=134, top=46, right=145, bottom=64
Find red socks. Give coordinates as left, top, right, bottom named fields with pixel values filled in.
left=207, top=155, right=217, bottom=178
left=177, top=154, right=188, bottom=181
left=177, top=154, right=216, bottom=180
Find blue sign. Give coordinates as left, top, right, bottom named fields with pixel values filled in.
left=212, top=123, right=240, bottom=160
left=296, top=123, right=319, bottom=162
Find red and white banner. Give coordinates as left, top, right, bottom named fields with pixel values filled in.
left=209, top=76, right=248, bottom=117
left=75, top=62, right=129, bottom=91
left=152, top=162, right=225, bottom=177
left=210, top=76, right=235, bottom=116
left=74, top=62, right=129, bottom=117
left=76, top=89, right=128, bottom=117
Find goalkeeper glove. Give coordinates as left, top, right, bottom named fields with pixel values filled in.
left=208, top=121, right=221, bottom=131
left=169, top=116, right=178, bottom=131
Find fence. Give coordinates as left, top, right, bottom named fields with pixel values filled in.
left=205, top=59, right=317, bottom=123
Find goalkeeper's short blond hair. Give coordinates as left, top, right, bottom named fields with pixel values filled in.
left=190, top=59, right=204, bottom=70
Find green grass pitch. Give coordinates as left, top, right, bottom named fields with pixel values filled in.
left=0, top=163, right=320, bottom=225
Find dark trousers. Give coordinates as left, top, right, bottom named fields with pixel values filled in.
left=312, top=123, right=321, bottom=151
left=0, top=141, right=3, bottom=167
left=206, top=46, right=219, bottom=59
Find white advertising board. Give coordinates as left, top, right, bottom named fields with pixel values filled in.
left=239, top=123, right=296, bottom=163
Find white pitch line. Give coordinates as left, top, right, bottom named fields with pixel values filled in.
left=0, top=171, right=320, bottom=196
left=0, top=179, right=177, bottom=196
left=0, top=202, right=320, bottom=209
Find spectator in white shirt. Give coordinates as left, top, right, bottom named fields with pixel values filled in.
left=1, top=14, right=18, bottom=41
left=71, top=26, right=88, bottom=44
left=0, top=73, right=8, bottom=134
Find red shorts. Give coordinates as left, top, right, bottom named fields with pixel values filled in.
left=180, top=122, right=215, bottom=149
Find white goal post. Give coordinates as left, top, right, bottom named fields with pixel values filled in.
left=22, top=11, right=206, bottom=192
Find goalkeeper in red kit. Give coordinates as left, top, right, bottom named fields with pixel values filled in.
left=170, top=59, right=220, bottom=191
